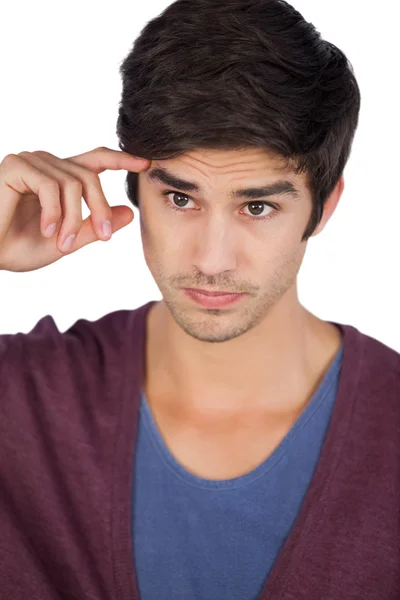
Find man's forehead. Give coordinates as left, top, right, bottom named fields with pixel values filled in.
left=149, top=148, right=296, bottom=172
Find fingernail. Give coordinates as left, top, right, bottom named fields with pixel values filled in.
left=102, top=220, right=112, bottom=238
left=44, top=223, right=57, bottom=238
left=61, top=234, right=76, bottom=252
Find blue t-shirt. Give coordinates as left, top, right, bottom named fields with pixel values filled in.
left=133, top=343, right=344, bottom=599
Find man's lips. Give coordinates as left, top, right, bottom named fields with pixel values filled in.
left=183, top=288, right=247, bottom=309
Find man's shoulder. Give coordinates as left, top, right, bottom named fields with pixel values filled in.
left=0, top=299, right=154, bottom=359
left=0, top=300, right=155, bottom=408
left=337, top=321, right=400, bottom=412
left=356, top=324, right=400, bottom=388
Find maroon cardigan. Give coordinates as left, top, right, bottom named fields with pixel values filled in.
left=1, top=300, right=400, bottom=599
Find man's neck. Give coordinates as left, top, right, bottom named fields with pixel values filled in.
left=144, top=299, right=343, bottom=418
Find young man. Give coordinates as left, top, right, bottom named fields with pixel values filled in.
left=1, top=1, right=399, bottom=599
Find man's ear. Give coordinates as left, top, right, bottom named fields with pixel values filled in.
left=310, top=176, right=345, bottom=237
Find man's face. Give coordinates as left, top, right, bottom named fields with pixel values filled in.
left=137, top=148, right=315, bottom=343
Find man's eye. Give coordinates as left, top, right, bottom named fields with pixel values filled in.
left=242, top=202, right=275, bottom=218
left=163, top=191, right=193, bottom=209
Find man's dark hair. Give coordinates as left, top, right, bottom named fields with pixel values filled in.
left=116, top=0, right=361, bottom=241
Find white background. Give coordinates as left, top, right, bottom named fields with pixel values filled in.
left=0, top=1, right=398, bottom=351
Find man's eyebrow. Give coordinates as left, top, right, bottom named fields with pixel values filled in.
left=147, top=167, right=301, bottom=201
